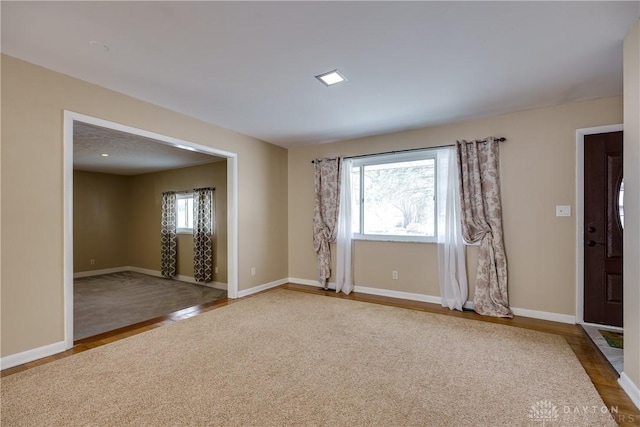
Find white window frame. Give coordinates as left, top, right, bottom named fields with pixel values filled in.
left=176, top=192, right=194, bottom=234
left=352, top=149, right=438, bottom=243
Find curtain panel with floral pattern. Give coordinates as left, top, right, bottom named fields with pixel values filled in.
left=313, top=157, right=342, bottom=287
left=456, top=138, right=512, bottom=318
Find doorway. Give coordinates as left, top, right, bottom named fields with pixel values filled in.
left=583, top=131, right=623, bottom=327
left=63, top=111, right=239, bottom=349
left=576, top=124, right=624, bottom=326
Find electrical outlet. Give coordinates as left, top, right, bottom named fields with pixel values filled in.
left=556, top=205, right=571, bottom=217
left=90, top=259, right=95, bottom=265
left=251, top=267, right=256, bottom=276
left=214, top=266, right=219, bottom=274
left=392, top=270, right=398, bottom=280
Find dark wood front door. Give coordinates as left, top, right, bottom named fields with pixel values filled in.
left=584, top=131, right=623, bottom=327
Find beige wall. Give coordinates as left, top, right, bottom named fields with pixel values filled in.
left=127, top=162, right=228, bottom=282
left=289, top=96, right=623, bottom=316
left=1, top=55, right=288, bottom=357
left=73, top=162, right=228, bottom=282
left=73, top=171, right=130, bottom=272
left=623, top=20, right=640, bottom=390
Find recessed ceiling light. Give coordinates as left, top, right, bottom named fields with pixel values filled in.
left=101, top=153, right=109, bottom=157
left=315, top=69, right=347, bottom=87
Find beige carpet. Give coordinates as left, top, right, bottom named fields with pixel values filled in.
left=1, top=289, right=615, bottom=426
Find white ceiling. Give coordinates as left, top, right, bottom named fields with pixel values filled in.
left=2, top=2, right=639, bottom=148
left=74, top=122, right=223, bottom=176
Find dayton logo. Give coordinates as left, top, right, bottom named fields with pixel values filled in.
left=528, top=400, right=559, bottom=426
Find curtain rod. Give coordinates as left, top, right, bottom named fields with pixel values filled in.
left=168, top=189, right=215, bottom=195
left=311, top=137, right=506, bottom=163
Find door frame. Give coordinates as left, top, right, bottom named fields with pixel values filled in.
left=575, top=124, right=623, bottom=325
left=63, top=111, right=239, bottom=350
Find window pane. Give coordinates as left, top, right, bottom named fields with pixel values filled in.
left=619, top=179, right=624, bottom=229
left=362, top=159, right=435, bottom=237
left=176, top=196, right=194, bottom=230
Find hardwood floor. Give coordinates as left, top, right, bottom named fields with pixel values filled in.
left=3, top=283, right=639, bottom=426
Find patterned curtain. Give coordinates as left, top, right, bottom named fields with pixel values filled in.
left=456, top=138, right=512, bottom=318
left=161, top=191, right=177, bottom=278
left=193, top=187, right=214, bottom=283
left=313, top=157, right=342, bottom=288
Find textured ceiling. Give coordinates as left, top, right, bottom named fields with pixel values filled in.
left=73, top=122, right=223, bottom=176
left=3, top=2, right=640, bottom=147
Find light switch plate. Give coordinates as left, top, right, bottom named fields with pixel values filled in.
left=556, top=205, right=571, bottom=217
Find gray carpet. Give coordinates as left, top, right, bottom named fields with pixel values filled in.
left=74, top=271, right=226, bottom=340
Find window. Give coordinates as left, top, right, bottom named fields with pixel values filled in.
left=352, top=150, right=437, bottom=242
left=176, top=193, right=194, bottom=233
left=618, top=179, right=624, bottom=229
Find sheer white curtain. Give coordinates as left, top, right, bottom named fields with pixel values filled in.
left=335, top=158, right=354, bottom=294
left=436, top=147, right=468, bottom=310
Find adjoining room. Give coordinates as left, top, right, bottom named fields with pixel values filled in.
left=73, top=122, right=229, bottom=340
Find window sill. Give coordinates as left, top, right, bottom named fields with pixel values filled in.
left=350, top=236, right=479, bottom=246
left=352, top=235, right=436, bottom=244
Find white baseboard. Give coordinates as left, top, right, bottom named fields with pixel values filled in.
left=77, top=266, right=228, bottom=290
left=237, top=278, right=289, bottom=298
left=174, top=275, right=227, bottom=291
left=510, top=307, right=575, bottom=324
left=352, top=285, right=443, bottom=305
left=288, top=278, right=335, bottom=289
left=208, top=282, right=228, bottom=291
left=125, top=266, right=160, bottom=278
left=619, top=372, right=640, bottom=410
left=287, top=278, right=576, bottom=324
left=1, top=341, right=66, bottom=370
left=73, top=266, right=129, bottom=278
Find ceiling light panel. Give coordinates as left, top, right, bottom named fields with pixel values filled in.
left=315, top=69, right=347, bottom=87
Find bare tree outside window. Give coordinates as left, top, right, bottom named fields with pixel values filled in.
left=352, top=154, right=436, bottom=242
